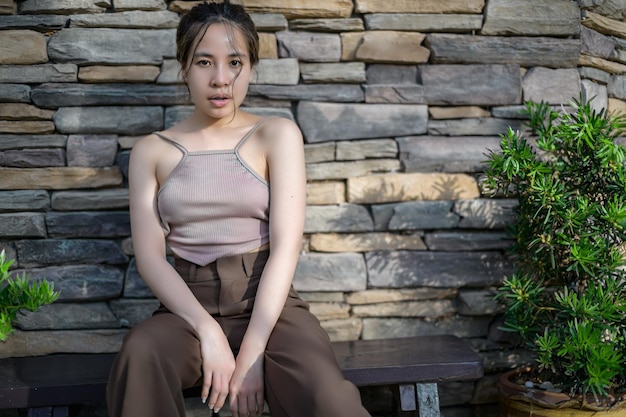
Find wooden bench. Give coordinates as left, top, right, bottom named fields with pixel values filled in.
left=0, top=335, right=483, bottom=417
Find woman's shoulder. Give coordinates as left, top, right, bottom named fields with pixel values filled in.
left=257, top=116, right=303, bottom=142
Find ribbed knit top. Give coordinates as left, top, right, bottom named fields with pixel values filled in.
left=154, top=119, right=270, bottom=266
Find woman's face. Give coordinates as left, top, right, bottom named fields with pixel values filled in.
left=183, top=22, right=254, bottom=120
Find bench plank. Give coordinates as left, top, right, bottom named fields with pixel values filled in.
left=0, top=335, right=483, bottom=416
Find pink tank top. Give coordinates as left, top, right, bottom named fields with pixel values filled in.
left=154, top=119, right=270, bottom=266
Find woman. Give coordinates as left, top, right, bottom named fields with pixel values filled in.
left=106, top=2, right=372, bottom=417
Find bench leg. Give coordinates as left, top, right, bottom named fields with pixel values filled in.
left=397, top=383, right=441, bottom=417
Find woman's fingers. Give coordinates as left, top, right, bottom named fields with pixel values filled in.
left=201, top=370, right=212, bottom=404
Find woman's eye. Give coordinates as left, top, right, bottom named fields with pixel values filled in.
left=230, top=60, right=241, bottom=67
left=198, top=60, right=211, bottom=66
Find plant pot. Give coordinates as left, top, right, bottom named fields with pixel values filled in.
left=498, top=367, right=626, bottom=417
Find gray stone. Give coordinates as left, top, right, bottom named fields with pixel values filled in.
left=32, top=83, right=188, bottom=108
left=66, top=135, right=118, bottom=167
left=0, top=242, right=17, bottom=268
left=582, top=79, right=609, bottom=114
left=522, top=67, right=582, bottom=105
left=0, top=213, right=46, bottom=238
left=457, top=290, right=502, bottom=316
left=0, top=135, right=66, bottom=151
left=481, top=0, right=580, bottom=36
left=365, top=64, right=522, bottom=106
left=366, top=64, right=417, bottom=85
left=253, top=58, right=299, bottom=85
left=53, top=106, right=163, bottom=135
left=581, top=26, right=616, bottom=60
left=305, top=204, right=374, bottom=233
left=438, top=381, right=475, bottom=407
left=51, top=189, right=129, bottom=211
left=424, top=231, right=514, bottom=251
left=156, top=59, right=183, bottom=84
left=276, top=31, right=341, bottom=62
left=387, top=201, right=460, bottom=230
left=0, top=84, right=30, bottom=103
left=297, top=102, right=427, bottom=142
left=46, top=211, right=131, bottom=238
left=0, top=329, right=126, bottom=358
left=15, top=264, right=124, bottom=301
left=0, top=64, right=77, bottom=83
left=609, top=75, right=626, bottom=100
left=300, top=62, right=366, bottom=84
left=306, top=159, right=400, bottom=180
left=251, top=13, right=288, bottom=31
left=109, top=299, right=159, bottom=327
left=362, top=316, right=492, bottom=340
left=365, top=13, right=482, bottom=32
left=19, top=0, right=110, bottom=14
left=15, top=239, right=128, bottom=267
left=248, top=84, right=363, bottom=102
left=164, top=105, right=296, bottom=128
left=490, top=106, right=530, bottom=119
left=427, top=34, right=581, bottom=68
left=293, top=252, right=367, bottom=292
left=69, top=10, right=178, bottom=28
left=427, top=118, right=524, bottom=136
left=0, top=190, right=50, bottom=212
left=0, top=14, right=68, bottom=31
left=454, top=199, right=517, bottom=229
left=124, top=258, right=155, bottom=298
left=48, top=28, right=175, bottom=65
left=16, top=302, right=120, bottom=330
left=0, top=149, right=65, bottom=167
left=336, top=139, right=396, bottom=160
left=481, top=349, right=536, bottom=373
left=366, top=251, right=510, bottom=288
left=290, top=18, right=363, bottom=32
left=398, top=136, right=502, bottom=173
left=579, top=0, right=626, bottom=20
left=112, top=0, right=165, bottom=11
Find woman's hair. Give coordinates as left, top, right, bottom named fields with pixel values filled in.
left=176, top=1, right=259, bottom=76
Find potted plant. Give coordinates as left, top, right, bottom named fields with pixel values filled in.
left=483, top=96, right=626, bottom=415
left=0, top=249, right=59, bottom=341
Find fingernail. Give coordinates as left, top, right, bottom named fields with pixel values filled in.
left=201, top=397, right=206, bottom=404
left=214, top=408, right=221, bottom=414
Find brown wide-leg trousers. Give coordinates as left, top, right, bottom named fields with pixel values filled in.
left=106, top=250, right=371, bottom=417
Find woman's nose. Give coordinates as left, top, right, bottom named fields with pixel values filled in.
left=210, top=65, right=230, bottom=87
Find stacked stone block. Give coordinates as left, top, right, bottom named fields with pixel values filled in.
left=1, top=0, right=626, bottom=415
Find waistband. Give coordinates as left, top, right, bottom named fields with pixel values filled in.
left=174, top=249, right=270, bottom=283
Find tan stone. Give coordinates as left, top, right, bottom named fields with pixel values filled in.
left=352, top=300, right=456, bottom=318
left=0, top=0, right=16, bottom=14
left=259, top=33, right=278, bottom=59
left=307, top=159, right=400, bottom=181
left=0, top=104, right=55, bottom=120
left=304, top=142, right=334, bottom=163
left=168, top=0, right=203, bottom=12
left=429, top=106, right=491, bottom=119
left=320, top=318, right=362, bottom=341
left=0, top=167, right=123, bottom=190
left=609, top=98, right=626, bottom=117
left=340, top=32, right=365, bottom=61
left=0, top=329, right=126, bottom=358
left=306, top=181, right=345, bottom=205
left=0, top=30, right=47, bottom=65
left=309, top=302, right=350, bottom=320
left=299, top=292, right=345, bottom=302
left=0, top=121, right=54, bottom=134
left=346, top=288, right=457, bottom=305
left=579, top=54, right=626, bottom=74
left=582, top=11, right=626, bottom=40
left=118, top=136, right=142, bottom=150
left=310, top=232, right=425, bottom=252
left=237, top=0, right=353, bottom=18
left=78, top=65, right=160, bottom=83
left=355, top=0, right=484, bottom=14
left=347, top=173, right=480, bottom=203
left=356, top=31, right=429, bottom=64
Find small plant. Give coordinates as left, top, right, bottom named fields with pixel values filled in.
left=0, top=250, right=59, bottom=341
left=484, top=97, right=626, bottom=401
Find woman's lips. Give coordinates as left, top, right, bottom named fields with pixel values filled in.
left=210, top=97, right=230, bottom=108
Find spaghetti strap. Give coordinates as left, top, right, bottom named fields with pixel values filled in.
left=234, top=117, right=272, bottom=151
left=154, top=132, right=188, bottom=155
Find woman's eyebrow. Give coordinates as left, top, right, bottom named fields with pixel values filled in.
left=193, top=51, right=248, bottom=59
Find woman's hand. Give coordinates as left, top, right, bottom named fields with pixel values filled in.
left=198, top=324, right=236, bottom=413
left=229, top=349, right=265, bottom=417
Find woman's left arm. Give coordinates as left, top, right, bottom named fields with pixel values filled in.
left=229, top=117, right=307, bottom=417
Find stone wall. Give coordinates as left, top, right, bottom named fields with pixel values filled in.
left=1, top=0, right=626, bottom=415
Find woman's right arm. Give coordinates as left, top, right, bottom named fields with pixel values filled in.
left=128, top=136, right=235, bottom=412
